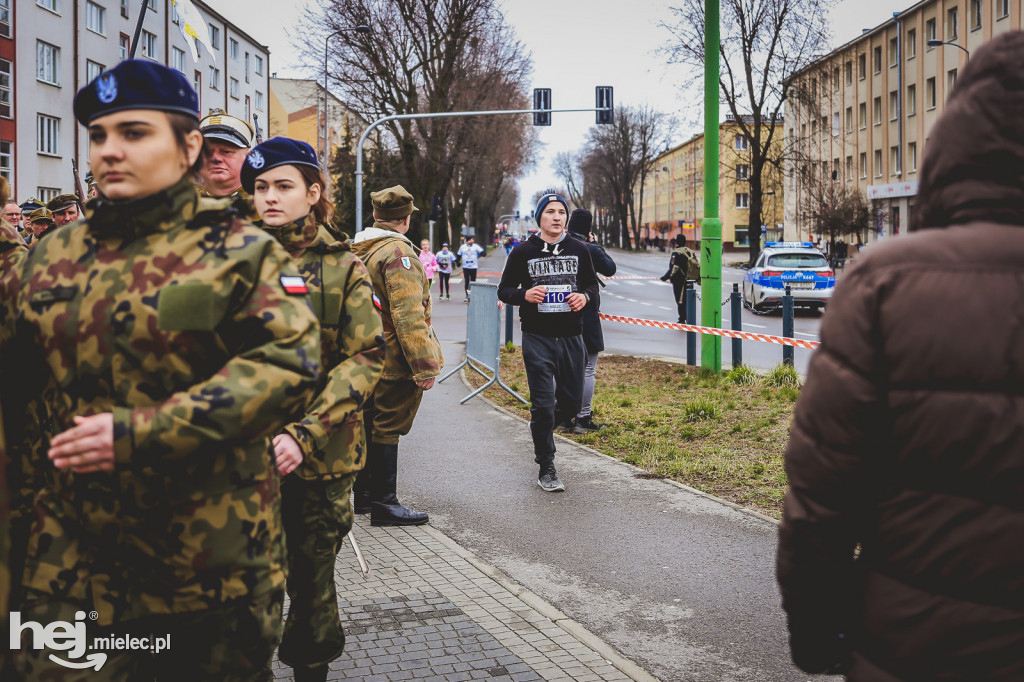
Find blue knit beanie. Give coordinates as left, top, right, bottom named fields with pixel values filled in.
left=535, top=193, right=569, bottom=221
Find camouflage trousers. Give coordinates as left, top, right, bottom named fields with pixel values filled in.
left=11, top=587, right=283, bottom=681
left=277, top=474, right=355, bottom=671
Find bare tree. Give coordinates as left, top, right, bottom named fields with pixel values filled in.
left=301, top=0, right=535, bottom=240
left=553, top=151, right=586, bottom=208
left=800, top=173, right=876, bottom=258
left=662, top=0, right=836, bottom=264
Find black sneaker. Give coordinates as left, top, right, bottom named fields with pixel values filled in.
left=537, top=466, right=565, bottom=492
left=556, top=418, right=577, bottom=433
left=574, top=415, right=606, bottom=432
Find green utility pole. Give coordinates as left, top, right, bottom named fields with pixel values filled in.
left=701, top=0, right=723, bottom=372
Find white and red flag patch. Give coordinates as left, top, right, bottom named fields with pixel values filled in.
left=280, top=275, right=309, bottom=295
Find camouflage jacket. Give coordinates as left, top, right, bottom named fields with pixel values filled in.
left=259, top=214, right=384, bottom=479
left=351, top=223, right=443, bottom=381
left=1, top=177, right=320, bottom=625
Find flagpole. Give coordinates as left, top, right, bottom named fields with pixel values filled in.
left=128, top=0, right=149, bottom=59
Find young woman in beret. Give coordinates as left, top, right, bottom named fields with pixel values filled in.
left=1, top=60, right=321, bottom=680
left=244, top=137, right=384, bottom=682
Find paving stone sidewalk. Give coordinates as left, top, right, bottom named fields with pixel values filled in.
left=273, top=515, right=654, bottom=682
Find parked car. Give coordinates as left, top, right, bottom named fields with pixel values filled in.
left=742, top=242, right=835, bottom=313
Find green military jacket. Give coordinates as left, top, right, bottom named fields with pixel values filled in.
left=351, top=222, right=443, bottom=381
left=2, top=177, right=321, bottom=625
left=259, top=214, right=384, bottom=480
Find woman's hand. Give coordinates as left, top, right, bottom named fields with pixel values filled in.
left=273, top=433, right=304, bottom=476
left=49, top=413, right=115, bottom=473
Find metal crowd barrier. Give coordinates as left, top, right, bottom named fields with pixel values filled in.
left=438, top=282, right=527, bottom=404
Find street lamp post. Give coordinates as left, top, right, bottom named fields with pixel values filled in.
left=653, top=166, right=667, bottom=248
left=765, top=189, right=777, bottom=241
left=322, top=25, right=371, bottom=193
left=926, top=38, right=970, bottom=60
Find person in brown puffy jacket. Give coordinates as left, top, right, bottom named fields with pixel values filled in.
left=777, top=31, right=1024, bottom=681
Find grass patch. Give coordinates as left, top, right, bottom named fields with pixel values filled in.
left=465, top=351, right=799, bottom=518
left=726, top=364, right=760, bottom=386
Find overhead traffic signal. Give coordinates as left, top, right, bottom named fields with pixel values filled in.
left=430, top=194, right=442, bottom=221
left=596, top=86, right=614, bottom=125
left=533, top=88, right=551, bottom=126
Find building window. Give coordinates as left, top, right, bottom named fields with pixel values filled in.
left=171, top=47, right=186, bottom=73
left=37, top=114, right=60, bottom=156
left=874, top=149, right=883, bottom=178
left=845, top=106, right=853, bottom=132
left=890, top=146, right=901, bottom=175
left=36, top=41, right=60, bottom=86
left=146, top=0, right=155, bottom=9
left=255, top=90, right=264, bottom=110
left=947, top=7, right=958, bottom=39
left=86, top=60, right=104, bottom=83
left=735, top=193, right=749, bottom=209
left=733, top=226, right=749, bottom=247
left=811, top=119, right=817, bottom=136
left=908, top=142, right=917, bottom=172
left=926, top=77, right=936, bottom=109
left=142, top=30, right=157, bottom=59
left=37, top=0, right=58, bottom=12
left=245, top=95, right=251, bottom=121
left=873, top=96, right=882, bottom=125
left=948, top=68, right=958, bottom=95
left=0, top=0, right=9, bottom=38
left=844, top=61, right=852, bottom=85
left=0, top=141, right=11, bottom=184
left=0, top=59, right=11, bottom=119
left=858, top=102, right=866, bottom=129
left=171, top=3, right=179, bottom=24
left=229, top=77, right=239, bottom=99
left=244, top=52, right=250, bottom=83
left=255, top=55, right=264, bottom=76
left=907, top=28, right=916, bottom=58
left=832, top=112, right=840, bottom=136
left=888, top=37, right=898, bottom=66
left=833, top=158, right=840, bottom=179
left=86, top=1, right=106, bottom=35
left=209, top=24, right=220, bottom=48
left=735, top=134, right=749, bottom=151
left=832, top=67, right=840, bottom=90
left=230, top=38, right=239, bottom=59
left=873, top=45, right=882, bottom=74
left=858, top=53, right=866, bottom=80
left=209, top=67, right=220, bottom=90
left=859, top=152, right=867, bottom=179
left=120, top=0, right=128, bottom=18
left=971, top=0, right=982, bottom=29
left=926, top=18, right=936, bottom=42
left=907, top=84, right=916, bottom=116
left=846, top=155, right=853, bottom=180
left=119, top=33, right=129, bottom=59
left=736, top=164, right=749, bottom=180
left=37, top=186, right=60, bottom=202
left=998, top=0, right=1009, bottom=19
left=889, top=91, right=898, bottom=120
left=193, top=70, right=202, bottom=110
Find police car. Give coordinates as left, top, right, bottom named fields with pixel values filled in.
left=741, top=242, right=835, bottom=313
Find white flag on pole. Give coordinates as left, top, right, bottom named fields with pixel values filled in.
left=171, top=0, right=215, bottom=63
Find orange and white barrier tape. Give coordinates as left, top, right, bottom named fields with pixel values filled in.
left=599, top=274, right=658, bottom=280
left=597, top=313, right=820, bottom=350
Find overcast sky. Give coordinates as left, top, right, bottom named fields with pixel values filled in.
left=236, top=0, right=906, bottom=214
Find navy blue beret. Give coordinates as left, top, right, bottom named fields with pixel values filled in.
left=241, top=137, right=321, bottom=194
left=74, top=59, right=199, bottom=126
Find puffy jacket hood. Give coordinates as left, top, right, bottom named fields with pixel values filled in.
left=914, top=31, right=1024, bottom=231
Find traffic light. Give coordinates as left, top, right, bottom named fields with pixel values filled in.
left=430, top=194, right=442, bottom=221
left=596, top=86, right=614, bottom=125
left=533, top=88, right=551, bottom=126
left=514, top=210, right=520, bottom=220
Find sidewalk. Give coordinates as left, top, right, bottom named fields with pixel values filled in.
left=272, top=514, right=648, bottom=682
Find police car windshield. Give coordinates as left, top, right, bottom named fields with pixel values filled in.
left=767, top=253, right=829, bottom=269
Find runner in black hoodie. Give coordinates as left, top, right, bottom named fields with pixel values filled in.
left=498, top=193, right=599, bottom=492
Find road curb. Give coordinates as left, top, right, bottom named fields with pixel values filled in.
left=457, top=363, right=780, bottom=528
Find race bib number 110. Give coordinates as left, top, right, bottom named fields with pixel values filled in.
left=538, top=284, right=572, bottom=313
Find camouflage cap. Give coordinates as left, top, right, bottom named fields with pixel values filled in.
left=47, top=193, right=80, bottom=212
left=28, top=207, right=55, bottom=224
left=371, top=185, right=419, bottom=220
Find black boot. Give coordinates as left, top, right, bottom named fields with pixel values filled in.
left=352, top=468, right=371, bottom=514
left=293, top=665, right=328, bottom=682
left=370, top=443, right=428, bottom=526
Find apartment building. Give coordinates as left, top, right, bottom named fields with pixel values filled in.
left=784, top=0, right=1021, bottom=242
left=5, top=0, right=270, bottom=202
left=637, top=115, right=784, bottom=251
left=268, top=76, right=366, bottom=168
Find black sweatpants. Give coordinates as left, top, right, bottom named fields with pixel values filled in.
left=521, top=331, right=586, bottom=468
left=463, top=268, right=477, bottom=295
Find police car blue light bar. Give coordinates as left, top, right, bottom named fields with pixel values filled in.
left=765, top=242, right=815, bottom=248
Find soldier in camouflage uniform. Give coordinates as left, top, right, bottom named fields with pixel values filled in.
left=351, top=186, right=443, bottom=526
left=0, top=60, right=321, bottom=681
left=243, top=137, right=384, bottom=682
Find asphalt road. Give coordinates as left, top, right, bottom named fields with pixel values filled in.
left=456, top=245, right=821, bottom=375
